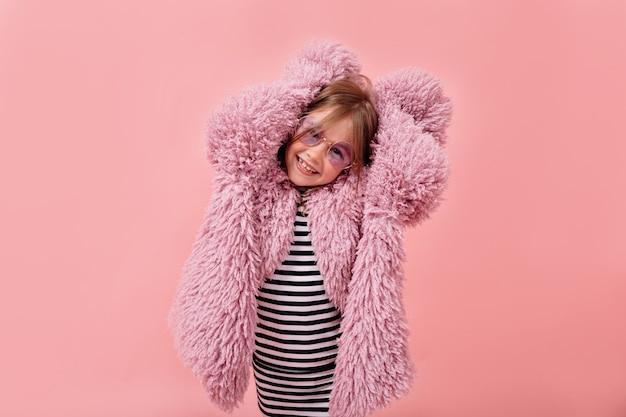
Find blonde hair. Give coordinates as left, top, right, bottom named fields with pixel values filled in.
left=280, top=74, right=378, bottom=185
left=299, top=74, right=378, bottom=179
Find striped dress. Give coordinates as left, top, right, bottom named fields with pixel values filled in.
left=253, top=205, right=342, bottom=417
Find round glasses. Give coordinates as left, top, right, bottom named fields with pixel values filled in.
left=294, top=117, right=354, bottom=170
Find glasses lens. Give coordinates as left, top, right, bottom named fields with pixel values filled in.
left=296, top=117, right=321, bottom=145
left=328, top=142, right=354, bottom=169
left=295, top=117, right=354, bottom=169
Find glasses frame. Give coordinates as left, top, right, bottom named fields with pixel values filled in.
left=293, top=117, right=355, bottom=170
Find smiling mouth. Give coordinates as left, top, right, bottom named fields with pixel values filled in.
left=297, top=156, right=318, bottom=174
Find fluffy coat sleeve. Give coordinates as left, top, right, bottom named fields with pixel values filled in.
left=330, top=68, right=451, bottom=417
left=169, top=40, right=364, bottom=412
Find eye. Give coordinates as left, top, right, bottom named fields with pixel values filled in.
left=300, top=128, right=322, bottom=146
left=331, top=146, right=344, bottom=157
left=329, top=142, right=354, bottom=168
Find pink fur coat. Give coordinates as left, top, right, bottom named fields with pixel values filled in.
left=169, top=41, right=451, bottom=417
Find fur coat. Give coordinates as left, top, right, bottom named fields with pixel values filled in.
left=169, top=40, right=452, bottom=417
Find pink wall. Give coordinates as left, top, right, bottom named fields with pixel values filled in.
left=1, top=1, right=625, bottom=416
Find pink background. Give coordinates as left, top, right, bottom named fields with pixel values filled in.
left=1, top=1, right=625, bottom=416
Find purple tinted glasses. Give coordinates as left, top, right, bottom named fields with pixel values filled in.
left=294, top=117, right=354, bottom=170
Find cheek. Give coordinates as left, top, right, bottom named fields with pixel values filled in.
left=322, top=163, right=343, bottom=182
left=285, top=141, right=301, bottom=159
left=284, top=143, right=295, bottom=165
left=285, top=142, right=304, bottom=173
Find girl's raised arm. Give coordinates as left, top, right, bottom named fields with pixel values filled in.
left=169, top=40, right=362, bottom=412
left=367, top=67, right=452, bottom=225
left=204, top=40, right=362, bottom=179
left=331, top=67, right=452, bottom=417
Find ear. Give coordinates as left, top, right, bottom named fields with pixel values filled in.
left=281, top=39, right=362, bottom=89
left=375, top=67, right=452, bottom=145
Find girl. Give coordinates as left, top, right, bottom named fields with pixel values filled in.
left=169, top=41, right=451, bottom=417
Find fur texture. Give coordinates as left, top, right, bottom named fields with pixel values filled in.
left=169, top=40, right=451, bottom=416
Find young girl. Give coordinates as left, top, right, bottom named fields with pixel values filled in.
left=169, top=41, right=451, bottom=417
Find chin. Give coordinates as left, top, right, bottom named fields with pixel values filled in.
left=287, top=173, right=316, bottom=187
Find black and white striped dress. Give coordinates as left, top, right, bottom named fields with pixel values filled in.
left=253, top=206, right=342, bottom=417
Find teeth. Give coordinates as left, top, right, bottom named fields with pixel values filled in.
left=298, top=157, right=316, bottom=173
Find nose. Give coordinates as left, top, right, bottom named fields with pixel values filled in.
left=306, top=138, right=330, bottom=164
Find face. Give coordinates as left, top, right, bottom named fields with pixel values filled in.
left=285, top=108, right=354, bottom=187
